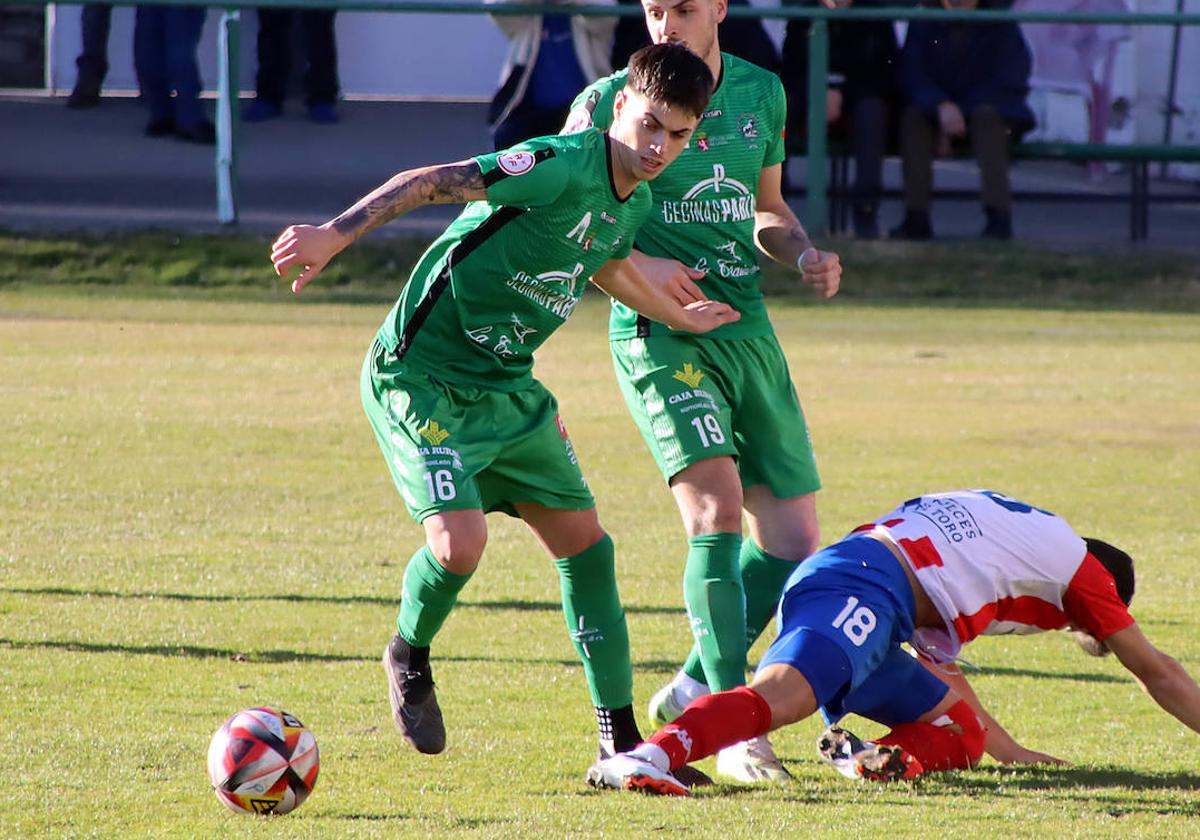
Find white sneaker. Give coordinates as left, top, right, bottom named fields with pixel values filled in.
left=715, top=736, right=792, bottom=783
left=586, top=754, right=690, bottom=797
left=647, top=682, right=689, bottom=729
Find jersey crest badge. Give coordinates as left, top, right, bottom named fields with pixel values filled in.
left=672, top=363, right=705, bottom=389
left=739, top=115, right=758, bottom=139
left=497, top=151, right=536, bottom=176
left=418, top=419, right=451, bottom=446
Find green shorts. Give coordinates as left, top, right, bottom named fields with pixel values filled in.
left=610, top=332, right=821, bottom=497
left=361, top=340, right=595, bottom=522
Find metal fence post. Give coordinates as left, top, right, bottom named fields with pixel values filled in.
left=216, top=8, right=240, bottom=225
left=805, top=15, right=828, bottom=235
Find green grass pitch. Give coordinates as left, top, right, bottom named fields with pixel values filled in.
left=2, top=251, right=1199, bottom=837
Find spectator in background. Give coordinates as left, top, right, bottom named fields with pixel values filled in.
left=134, top=5, right=214, bottom=144
left=781, top=0, right=902, bottom=238
left=485, top=0, right=617, bottom=150
left=243, top=9, right=341, bottom=124
left=67, top=4, right=112, bottom=108
left=891, top=0, right=1035, bottom=241
left=611, top=0, right=779, bottom=71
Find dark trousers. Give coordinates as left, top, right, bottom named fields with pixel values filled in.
left=900, top=103, right=1014, bottom=211
left=75, top=4, right=113, bottom=86
left=846, top=96, right=888, bottom=208
left=492, top=102, right=570, bottom=151
left=254, top=9, right=339, bottom=106
left=133, top=5, right=207, bottom=128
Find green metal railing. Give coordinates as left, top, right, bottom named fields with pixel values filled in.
left=13, top=1, right=1200, bottom=229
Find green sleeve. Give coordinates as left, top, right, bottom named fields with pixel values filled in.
left=764, top=74, right=788, bottom=168
left=563, top=74, right=622, bottom=133
left=473, top=140, right=571, bottom=208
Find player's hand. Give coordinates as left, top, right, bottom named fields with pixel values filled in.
left=937, top=101, right=966, bottom=138
left=674, top=299, right=741, bottom=334
left=799, top=249, right=841, bottom=299
left=638, top=255, right=706, bottom=306
left=826, top=88, right=843, bottom=124
left=992, top=744, right=1071, bottom=767
left=270, top=223, right=343, bottom=293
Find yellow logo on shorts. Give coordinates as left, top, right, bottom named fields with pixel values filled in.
left=418, top=419, right=450, bottom=445
left=672, top=363, right=705, bottom=389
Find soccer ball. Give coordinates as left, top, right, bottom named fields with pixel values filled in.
left=206, top=707, right=319, bottom=815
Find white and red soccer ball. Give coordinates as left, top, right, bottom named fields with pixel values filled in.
left=206, top=707, right=319, bottom=815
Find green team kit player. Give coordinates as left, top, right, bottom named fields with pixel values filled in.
left=564, top=0, right=844, bottom=782
left=269, top=44, right=733, bottom=771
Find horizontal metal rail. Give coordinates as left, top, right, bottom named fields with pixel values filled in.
left=11, top=0, right=1199, bottom=229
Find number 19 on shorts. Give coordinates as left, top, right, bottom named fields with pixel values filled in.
left=832, top=596, right=877, bottom=646
left=423, top=469, right=457, bottom=501
left=690, top=413, right=726, bottom=448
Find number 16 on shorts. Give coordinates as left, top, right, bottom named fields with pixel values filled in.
left=423, top=469, right=457, bottom=502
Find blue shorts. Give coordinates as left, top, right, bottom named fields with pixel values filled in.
left=756, top=536, right=949, bottom=726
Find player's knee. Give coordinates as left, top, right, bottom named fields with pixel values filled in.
left=424, top=520, right=487, bottom=574
left=680, top=492, right=743, bottom=536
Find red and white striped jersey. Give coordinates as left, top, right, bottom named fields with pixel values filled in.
left=852, top=490, right=1134, bottom=663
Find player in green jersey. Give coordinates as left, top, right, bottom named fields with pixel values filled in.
left=269, top=44, right=733, bottom=775
left=565, top=0, right=843, bottom=782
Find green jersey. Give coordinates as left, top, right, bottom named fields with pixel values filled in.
left=376, top=129, right=650, bottom=390
left=568, top=53, right=787, bottom=340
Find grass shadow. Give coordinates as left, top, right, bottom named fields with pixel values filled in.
left=1, top=586, right=682, bottom=616
left=964, top=664, right=1127, bottom=685
left=0, top=636, right=681, bottom=671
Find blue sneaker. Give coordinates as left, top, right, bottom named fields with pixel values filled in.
left=242, top=99, right=282, bottom=122
left=308, top=103, right=339, bottom=124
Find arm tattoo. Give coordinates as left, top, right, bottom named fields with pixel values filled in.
left=330, top=161, right=484, bottom=239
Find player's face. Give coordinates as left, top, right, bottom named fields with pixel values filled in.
left=641, top=0, right=725, bottom=64
left=610, top=89, right=700, bottom=182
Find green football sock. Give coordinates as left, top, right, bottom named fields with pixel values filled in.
left=682, top=539, right=798, bottom=686
left=554, top=533, right=634, bottom=710
left=681, top=532, right=746, bottom=692
left=740, top=540, right=801, bottom=646
left=395, top=545, right=474, bottom=648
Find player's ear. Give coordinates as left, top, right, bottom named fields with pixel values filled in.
left=613, top=89, right=627, bottom=121
left=713, top=0, right=729, bottom=24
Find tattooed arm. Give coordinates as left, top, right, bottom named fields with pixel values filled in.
left=270, top=160, right=486, bottom=293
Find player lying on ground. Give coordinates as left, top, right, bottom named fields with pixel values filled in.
left=270, top=44, right=732, bottom=777
left=586, top=489, right=1200, bottom=795
left=565, top=0, right=843, bottom=783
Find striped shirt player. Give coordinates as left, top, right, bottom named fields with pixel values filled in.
left=269, top=43, right=728, bottom=774
left=587, top=489, right=1200, bottom=795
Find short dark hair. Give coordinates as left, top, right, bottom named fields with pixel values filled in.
left=625, top=43, right=714, bottom=120
left=1084, top=538, right=1135, bottom=607
left=1073, top=538, right=1136, bottom=657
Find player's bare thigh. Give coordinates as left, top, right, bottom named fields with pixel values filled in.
left=743, top=488, right=820, bottom=561
left=422, top=509, right=488, bottom=575
left=668, top=455, right=743, bottom=536
left=516, top=502, right=607, bottom=559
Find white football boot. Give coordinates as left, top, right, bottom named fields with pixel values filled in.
left=715, top=735, right=793, bottom=782
left=586, top=753, right=690, bottom=797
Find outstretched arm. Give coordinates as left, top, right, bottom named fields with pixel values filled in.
left=271, top=160, right=487, bottom=293
left=591, top=257, right=740, bottom=334
left=753, top=163, right=841, bottom=299
left=1106, top=623, right=1200, bottom=734
left=918, top=656, right=1068, bottom=766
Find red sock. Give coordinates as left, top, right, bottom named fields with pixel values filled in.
left=875, top=699, right=986, bottom=773
left=647, top=686, right=773, bottom=770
